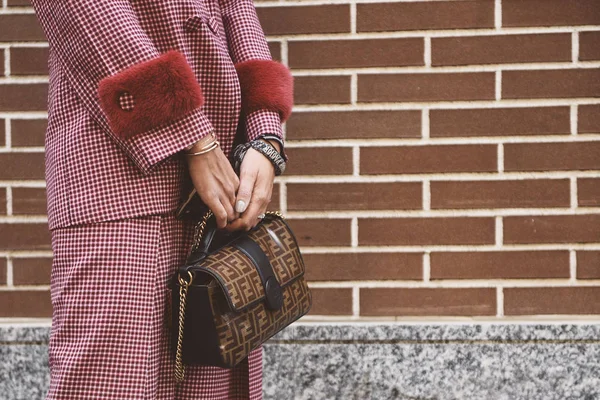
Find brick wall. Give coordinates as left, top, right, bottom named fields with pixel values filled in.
left=0, top=0, right=599, bottom=319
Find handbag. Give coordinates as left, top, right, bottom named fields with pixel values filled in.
left=170, top=207, right=312, bottom=382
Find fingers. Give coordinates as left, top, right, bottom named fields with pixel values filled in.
left=218, top=172, right=239, bottom=223
left=203, top=194, right=229, bottom=229
left=226, top=171, right=272, bottom=232
left=219, top=195, right=236, bottom=222
left=187, top=147, right=242, bottom=229
left=234, top=165, right=257, bottom=214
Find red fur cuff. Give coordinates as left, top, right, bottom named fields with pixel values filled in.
left=98, top=49, right=204, bottom=140
left=234, top=59, right=294, bottom=123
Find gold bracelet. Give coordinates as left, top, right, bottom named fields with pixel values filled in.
left=183, top=130, right=216, bottom=153
left=184, top=138, right=216, bottom=154
left=184, top=140, right=220, bottom=156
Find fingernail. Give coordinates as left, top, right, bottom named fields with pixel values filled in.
left=235, top=200, right=247, bottom=213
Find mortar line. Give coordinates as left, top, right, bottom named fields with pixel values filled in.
left=352, top=286, right=360, bottom=317
left=570, top=177, right=578, bottom=209
left=3, top=47, right=9, bottom=76
left=5, top=186, right=12, bottom=216
left=5, top=257, right=13, bottom=287
left=423, top=252, right=430, bottom=282
left=569, top=250, right=577, bottom=281
left=495, top=216, right=503, bottom=247
left=496, top=286, right=504, bottom=317
left=572, top=31, right=579, bottom=64
left=570, top=104, right=578, bottom=135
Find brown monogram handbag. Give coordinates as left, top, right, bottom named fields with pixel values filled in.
left=170, top=208, right=312, bottom=382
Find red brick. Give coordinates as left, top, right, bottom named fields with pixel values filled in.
left=0, top=84, right=48, bottom=111
left=12, top=257, right=52, bottom=285
left=358, top=72, right=495, bottom=103
left=504, top=215, right=600, bottom=244
left=12, top=187, right=47, bottom=215
left=287, top=182, right=422, bottom=211
left=0, top=258, right=6, bottom=285
left=0, top=188, right=6, bottom=215
left=267, top=41, right=281, bottom=62
left=0, top=153, right=45, bottom=180
left=503, top=69, right=600, bottom=99
left=286, top=218, right=351, bottom=247
left=307, top=288, right=352, bottom=315
left=293, top=76, right=351, bottom=105
left=258, top=5, right=350, bottom=35
left=284, top=147, right=352, bottom=176
left=360, top=145, right=497, bottom=175
left=430, top=251, right=570, bottom=279
left=11, top=119, right=47, bottom=147
left=577, top=251, right=600, bottom=279
left=431, top=179, right=570, bottom=209
left=357, top=0, right=494, bottom=32
left=288, top=38, right=423, bottom=69
left=0, top=223, right=51, bottom=250
left=360, top=288, right=496, bottom=316
left=504, top=287, right=600, bottom=315
left=579, top=31, right=600, bottom=61
left=430, top=107, right=570, bottom=137
left=286, top=110, right=421, bottom=140
left=503, top=0, right=600, bottom=27
left=0, top=290, right=52, bottom=318
left=432, top=34, right=571, bottom=66
left=504, top=142, right=600, bottom=172
left=579, top=104, right=600, bottom=134
left=358, top=217, right=495, bottom=246
left=578, top=178, right=600, bottom=207
left=0, top=118, right=5, bottom=146
left=303, top=252, right=423, bottom=281
left=0, top=14, right=46, bottom=41
left=10, top=47, right=49, bottom=75
left=7, top=0, right=31, bottom=5
left=0, top=290, right=52, bottom=317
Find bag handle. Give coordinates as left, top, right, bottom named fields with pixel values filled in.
left=185, top=209, right=285, bottom=264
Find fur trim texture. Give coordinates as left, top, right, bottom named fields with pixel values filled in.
left=234, top=59, right=294, bottom=122
left=98, top=49, right=204, bottom=140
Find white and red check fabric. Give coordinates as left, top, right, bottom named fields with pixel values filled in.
left=29, top=0, right=286, bottom=398
left=31, top=0, right=286, bottom=230
left=48, top=213, right=263, bottom=400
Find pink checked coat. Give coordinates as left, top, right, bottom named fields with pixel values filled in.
left=30, top=0, right=294, bottom=399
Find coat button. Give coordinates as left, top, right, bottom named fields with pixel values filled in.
left=118, top=91, right=135, bottom=111
left=184, top=15, right=206, bottom=32
left=206, top=16, right=219, bottom=36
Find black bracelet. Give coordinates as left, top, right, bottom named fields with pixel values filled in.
left=231, top=139, right=286, bottom=176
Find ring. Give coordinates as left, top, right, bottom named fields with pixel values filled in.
left=257, top=213, right=266, bottom=219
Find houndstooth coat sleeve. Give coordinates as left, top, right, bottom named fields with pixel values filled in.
left=30, top=0, right=294, bottom=230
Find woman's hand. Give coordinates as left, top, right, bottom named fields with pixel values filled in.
left=185, top=145, right=240, bottom=229
left=225, top=142, right=277, bottom=232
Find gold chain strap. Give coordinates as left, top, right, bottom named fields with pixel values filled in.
left=189, top=209, right=215, bottom=255
left=174, top=271, right=193, bottom=383
left=174, top=209, right=284, bottom=383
